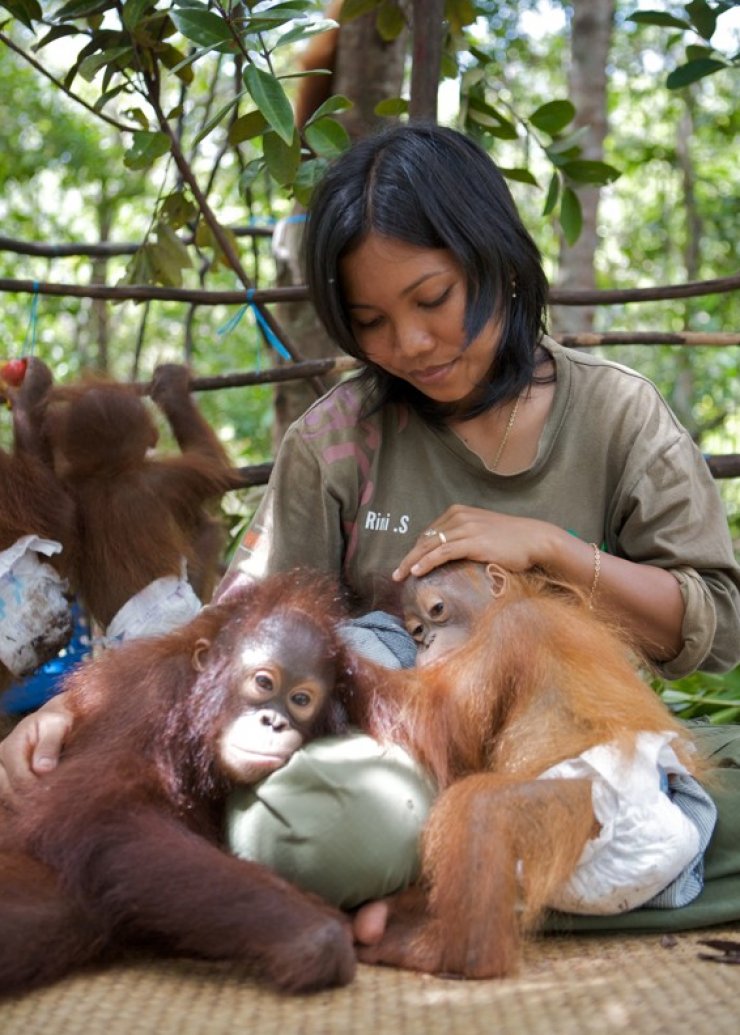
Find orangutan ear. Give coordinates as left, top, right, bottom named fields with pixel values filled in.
left=485, top=563, right=509, bottom=598
left=191, top=638, right=212, bottom=672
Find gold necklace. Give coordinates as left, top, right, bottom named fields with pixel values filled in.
left=489, top=394, right=521, bottom=472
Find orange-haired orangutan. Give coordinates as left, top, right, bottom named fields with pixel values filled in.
left=0, top=572, right=358, bottom=996
left=43, top=363, right=242, bottom=639
left=0, top=358, right=76, bottom=687
left=349, top=562, right=705, bottom=979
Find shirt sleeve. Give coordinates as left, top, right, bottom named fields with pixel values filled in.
left=611, top=431, right=740, bottom=678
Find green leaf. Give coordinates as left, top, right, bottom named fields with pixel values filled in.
left=561, top=159, right=621, bottom=185
left=263, top=128, right=301, bottom=186
left=376, top=0, right=405, bottom=41
left=243, top=64, right=295, bottom=146
left=560, top=187, right=582, bottom=245
left=0, top=0, right=42, bottom=30
left=170, top=5, right=232, bottom=48
left=341, top=0, right=381, bottom=21
left=545, top=143, right=582, bottom=167
left=32, top=24, right=78, bottom=50
left=237, top=7, right=311, bottom=34
left=121, top=0, right=153, bottom=31
left=445, top=0, right=476, bottom=33
left=78, top=47, right=132, bottom=83
left=123, top=130, right=170, bottom=170
left=304, top=95, right=353, bottom=126
left=228, top=109, right=269, bottom=146
left=374, top=97, right=409, bottom=116
left=239, top=158, right=266, bottom=194
left=149, top=224, right=192, bottom=288
left=627, top=11, right=692, bottom=30
left=529, top=99, right=575, bottom=136
left=468, top=44, right=493, bottom=66
left=499, top=167, right=539, bottom=187
left=93, top=84, right=127, bottom=112
left=274, top=18, right=339, bottom=50
left=293, top=156, right=329, bottom=206
left=546, top=125, right=590, bottom=154
left=667, top=57, right=727, bottom=88
left=543, top=172, right=560, bottom=216
left=685, top=0, right=717, bottom=41
left=54, top=0, right=113, bottom=20
left=685, top=44, right=716, bottom=61
left=160, top=191, right=197, bottom=230
left=167, top=43, right=220, bottom=77
left=466, top=95, right=517, bottom=139
left=191, top=91, right=245, bottom=147
left=440, top=52, right=458, bottom=79
left=158, top=42, right=195, bottom=84
left=304, top=117, right=350, bottom=157
left=708, top=705, right=740, bottom=723
left=120, top=244, right=155, bottom=288
left=123, top=106, right=149, bottom=128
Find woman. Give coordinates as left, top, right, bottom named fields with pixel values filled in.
left=2, top=124, right=739, bottom=930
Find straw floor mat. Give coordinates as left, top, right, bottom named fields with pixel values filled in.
left=1, top=923, right=738, bottom=1035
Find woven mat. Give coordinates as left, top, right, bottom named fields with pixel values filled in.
left=1, top=925, right=738, bottom=1035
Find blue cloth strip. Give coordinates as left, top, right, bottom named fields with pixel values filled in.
left=217, top=288, right=291, bottom=361
left=22, top=281, right=40, bottom=356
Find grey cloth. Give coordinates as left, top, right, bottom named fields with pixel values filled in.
left=340, top=611, right=417, bottom=669
left=645, top=770, right=718, bottom=908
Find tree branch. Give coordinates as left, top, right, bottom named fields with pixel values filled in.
left=0, top=275, right=737, bottom=308
left=0, top=31, right=141, bottom=134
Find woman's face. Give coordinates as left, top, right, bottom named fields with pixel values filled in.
left=339, top=233, right=501, bottom=404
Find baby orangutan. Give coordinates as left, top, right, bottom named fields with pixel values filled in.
left=348, top=561, right=705, bottom=979
left=0, top=572, right=358, bottom=996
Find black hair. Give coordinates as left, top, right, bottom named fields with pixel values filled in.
left=304, top=122, right=550, bottom=424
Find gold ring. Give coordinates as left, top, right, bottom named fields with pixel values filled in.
left=423, top=528, right=438, bottom=538
left=437, top=531, right=447, bottom=545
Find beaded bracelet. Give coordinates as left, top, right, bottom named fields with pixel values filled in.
left=588, top=542, right=601, bottom=609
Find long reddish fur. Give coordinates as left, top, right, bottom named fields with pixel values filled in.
left=0, top=572, right=358, bottom=996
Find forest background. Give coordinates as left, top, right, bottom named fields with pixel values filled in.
left=0, top=0, right=738, bottom=716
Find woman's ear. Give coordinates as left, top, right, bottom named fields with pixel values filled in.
left=191, top=637, right=212, bottom=672
left=484, top=563, right=509, bottom=598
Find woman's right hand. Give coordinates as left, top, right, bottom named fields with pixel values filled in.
left=0, top=695, right=72, bottom=808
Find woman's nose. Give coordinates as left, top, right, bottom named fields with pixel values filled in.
left=393, top=319, right=434, bottom=358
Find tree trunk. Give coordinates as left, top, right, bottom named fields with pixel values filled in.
left=672, top=101, right=702, bottom=440
left=409, top=0, right=445, bottom=121
left=549, top=0, right=615, bottom=337
left=272, top=2, right=411, bottom=448
left=91, top=189, right=113, bottom=372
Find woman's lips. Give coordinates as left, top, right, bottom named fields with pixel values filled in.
left=410, top=358, right=459, bottom=385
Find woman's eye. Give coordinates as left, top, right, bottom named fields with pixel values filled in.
left=353, top=314, right=383, bottom=331
left=419, top=286, right=452, bottom=310
left=254, top=672, right=274, bottom=693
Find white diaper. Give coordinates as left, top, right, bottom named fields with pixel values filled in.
left=0, top=535, right=73, bottom=676
left=104, top=565, right=202, bottom=645
left=539, top=731, right=701, bottom=914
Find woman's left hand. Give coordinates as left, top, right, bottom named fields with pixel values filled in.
left=392, top=505, right=562, bottom=582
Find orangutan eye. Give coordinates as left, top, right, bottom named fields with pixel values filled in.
left=254, top=672, right=274, bottom=693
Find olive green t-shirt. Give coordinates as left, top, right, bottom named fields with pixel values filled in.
left=231, top=339, right=740, bottom=679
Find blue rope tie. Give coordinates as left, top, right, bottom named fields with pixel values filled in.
left=217, top=288, right=292, bottom=362
left=22, top=281, right=40, bottom=356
